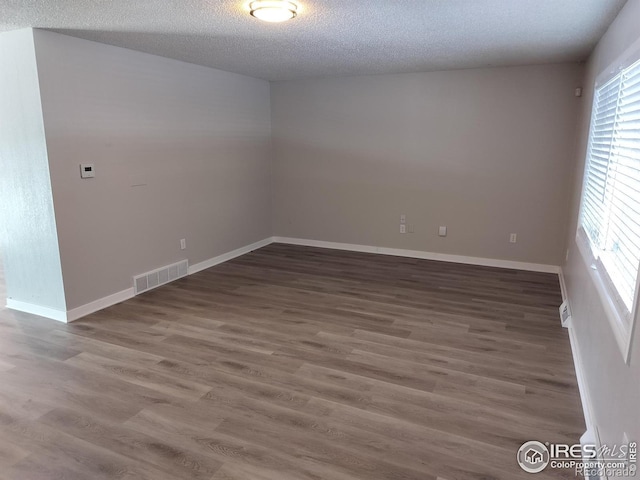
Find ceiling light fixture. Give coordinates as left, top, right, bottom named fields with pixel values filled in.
left=249, top=0, right=298, bottom=22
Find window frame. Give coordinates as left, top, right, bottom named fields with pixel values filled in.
left=576, top=39, right=640, bottom=364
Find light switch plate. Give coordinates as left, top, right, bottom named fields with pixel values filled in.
left=438, top=226, right=447, bottom=237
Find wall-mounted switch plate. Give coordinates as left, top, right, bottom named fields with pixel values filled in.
left=80, top=164, right=95, bottom=178
left=510, top=233, right=517, bottom=243
left=400, top=225, right=406, bottom=234
left=400, top=214, right=406, bottom=225
left=180, top=238, right=186, bottom=250
left=438, top=226, right=447, bottom=237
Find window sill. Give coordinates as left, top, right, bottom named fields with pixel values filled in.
left=575, top=232, right=634, bottom=364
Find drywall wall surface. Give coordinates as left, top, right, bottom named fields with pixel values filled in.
left=0, top=28, right=67, bottom=312
left=563, top=0, right=640, bottom=455
left=32, top=29, right=272, bottom=309
left=271, top=63, right=583, bottom=265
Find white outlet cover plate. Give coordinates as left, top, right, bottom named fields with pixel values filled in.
left=80, top=163, right=95, bottom=178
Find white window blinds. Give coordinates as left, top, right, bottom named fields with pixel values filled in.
left=579, top=57, right=640, bottom=320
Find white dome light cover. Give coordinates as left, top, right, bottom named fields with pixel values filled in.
left=250, top=0, right=298, bottom=22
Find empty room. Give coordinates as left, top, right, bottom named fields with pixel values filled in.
left=0, top=0, right=639, bottom=479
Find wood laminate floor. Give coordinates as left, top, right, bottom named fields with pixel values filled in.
left=0, top=244, right=584, bottom=480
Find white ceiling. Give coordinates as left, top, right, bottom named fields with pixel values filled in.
left=0, top=0, right=628, bottom=81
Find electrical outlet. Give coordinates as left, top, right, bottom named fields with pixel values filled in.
left=400, top=225, right=406, bottom=234
left=180, top=238, right=186, bottom=250
left=510, top=233, right=517, bottom=243
left=79, top=163, right=95, bottom=178
left=400, top=214, right=406, bottom=225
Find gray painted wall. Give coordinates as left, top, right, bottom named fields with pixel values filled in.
left=0, top=29, right=66, bottom=312
left=563, top=0, right=640, bottom=451
left=271, top=64, right=584, bottom=266
left=1, top=14, right=636, bottom=450
left=32, top=30, right=272, bottom=310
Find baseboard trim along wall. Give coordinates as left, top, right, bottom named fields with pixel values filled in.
left=5, top=299, right=68, bottom=323
left=568, top=326, right=596, bottom=430
left=5, top=236, right=563, bottom=324
left=188, top=237, right=273, bottom=275
left=66, top=237, right=274, bottom=322
left=558, top=268, right=598, bottom=469
left=66, top=287, right=135, bottom=323
left=4, top=237, right=275, bottom=323
left=273, top=236, right=561, bottom=274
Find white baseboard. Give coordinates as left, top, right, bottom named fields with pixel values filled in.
left=559, top=267, right=594, bottom=431
left=6, top=237, right=274, bottom=324
left=5, top=299, right=68, bottom=323
left=65, top=237, right=274, bottom=322
left=188, top=237, right=273, bottom=275
left=561, top=267, right=597, bottom=454
left=66, top=287, right=135, bottom=323
left=7, top=236, right=561, bottom=326
left=568, top=325, right=595, bottom=430
left=273, top=237, right=560, bottom=274
left=558, top=267, right=568, bottom=302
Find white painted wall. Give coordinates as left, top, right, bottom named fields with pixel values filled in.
left=0, top=29, right=66, bottom=314
left=31, top=30, right=272, bottom=310
left=271, top=64, right=583, bottom=266
left=563, top=0, right=640, bottom=452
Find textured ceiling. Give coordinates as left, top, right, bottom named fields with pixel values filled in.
left=0, top=0, right=628, bottom=81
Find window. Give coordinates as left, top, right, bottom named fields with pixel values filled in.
left=578, top=56, right=640, bottom=361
